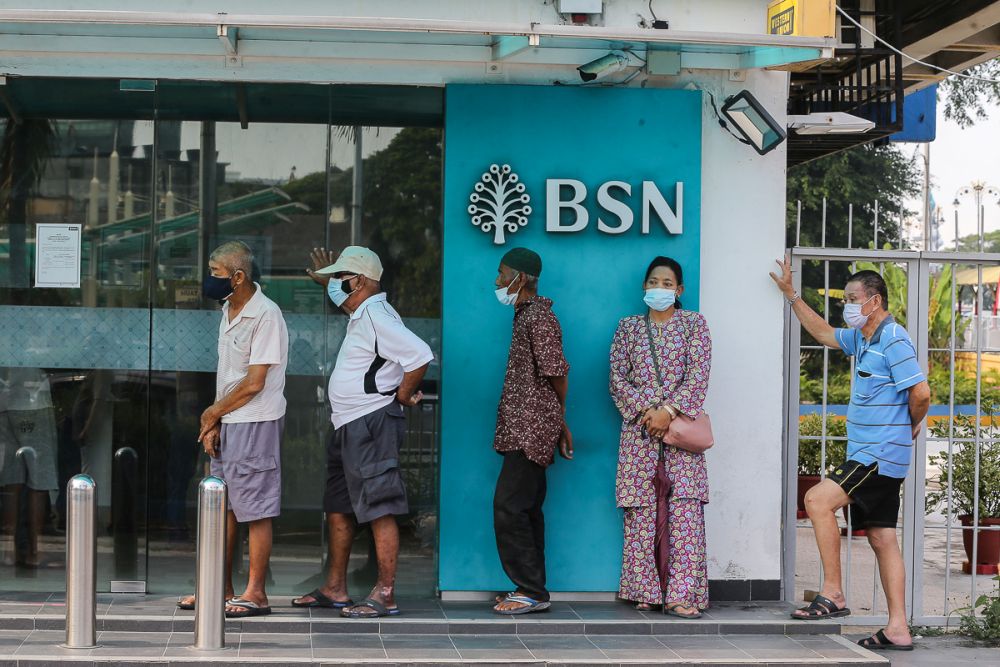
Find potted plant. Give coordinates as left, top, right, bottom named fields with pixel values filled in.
left=797, top=414, right=847, bottom=518
left=928, top=399, right=1000, bottom=575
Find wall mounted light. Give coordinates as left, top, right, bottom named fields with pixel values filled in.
left=720, top=90, right=786, bottom=155
left=787, top=112, right=875, bottom=134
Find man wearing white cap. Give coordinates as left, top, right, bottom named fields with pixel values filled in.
left=292, top=246, right=433, bottom=619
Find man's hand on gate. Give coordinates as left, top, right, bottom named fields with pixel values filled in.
left=306, top=247, right=338, bottom=286
left=768, top=253, right=796, bottom=299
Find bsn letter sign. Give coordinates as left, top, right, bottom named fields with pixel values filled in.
left=545, top=180, right=683, bottom=235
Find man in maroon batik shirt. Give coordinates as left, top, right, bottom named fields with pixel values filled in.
left=490, top=247, right=573, bottom=615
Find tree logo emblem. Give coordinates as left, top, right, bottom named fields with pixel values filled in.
left=468, top=164, right=532, bottom=245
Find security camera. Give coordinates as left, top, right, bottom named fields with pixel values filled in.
left=577, top=51, right=630, bottom=82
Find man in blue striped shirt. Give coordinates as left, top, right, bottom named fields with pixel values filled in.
left=771, top=259, right=930, bottom=652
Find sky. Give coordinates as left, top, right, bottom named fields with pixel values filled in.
left=902, top=97, right=1000, bottom=249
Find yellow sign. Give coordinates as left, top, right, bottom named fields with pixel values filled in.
left=767, top=0, right=835, bottom=38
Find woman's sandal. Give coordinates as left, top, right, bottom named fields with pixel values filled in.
left=635, top=602, right=661, bottom=612
left=664, top=603, right=702, bottom=619
left=857, top=629, right=913, bottom=651
left=790, top=594, right=851, bottom=620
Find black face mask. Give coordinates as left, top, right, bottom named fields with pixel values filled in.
left=202, top=274, right=235, bottom=302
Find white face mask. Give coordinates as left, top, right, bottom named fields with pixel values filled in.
left=844, top=294, right=876, bottom=328
left=643, top=288, right=676, bottom=312
left=495, top=274, right=520, bottom=306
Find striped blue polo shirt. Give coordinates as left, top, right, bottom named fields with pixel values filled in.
left=834, top=316, right=925, bottom=479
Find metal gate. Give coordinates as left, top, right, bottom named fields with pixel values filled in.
left=781, top=218, right=1000, bottom=625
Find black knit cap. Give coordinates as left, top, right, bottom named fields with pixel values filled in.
left=500, top=247, right=542, bottom=277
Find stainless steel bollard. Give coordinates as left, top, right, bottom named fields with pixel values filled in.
left=193, top=476, right=227, bottom=650
left=64, top=474, right=97, bottom=649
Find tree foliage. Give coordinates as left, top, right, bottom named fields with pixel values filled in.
left=940, top=57, right=1000, bottom=128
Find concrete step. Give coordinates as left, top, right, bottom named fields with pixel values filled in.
left=0, top=597, right=842, bottom=637
left=0, top=630, right=887, bottom=665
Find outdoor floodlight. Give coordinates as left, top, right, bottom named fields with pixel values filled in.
left=720, top=90, right=786, bottom=156
left=787, top=112, right=876, bottom=135
left=577, top=51, right=630, bottom=82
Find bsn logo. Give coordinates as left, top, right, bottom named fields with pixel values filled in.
left=468, top=163, right=683, bottom=245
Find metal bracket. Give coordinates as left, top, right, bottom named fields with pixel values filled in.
left=217, top=24, right=238, bottom=56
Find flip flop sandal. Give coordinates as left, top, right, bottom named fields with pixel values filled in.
left=494, top=591, right=515, bottom=604
left=635, top=603, right=661, bottom=611
left=790, top=594, right=850, bottom=620
left=665, top=603, right=702, bottom=619
left=291, top=588, right=353, bottom=609
left=177, top=594, right=234, bottom=610
left=858, top=629, right=914, bottom=651
left=340, top=597, right=400, bottom=619
left=493, top=594, right=551, bottom=616
left=225, top=598, right=273, bottom=618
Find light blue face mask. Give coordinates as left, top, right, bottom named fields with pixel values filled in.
left=326, top=276, right=353, bottom=307
left=643, top=288, right=676, bottom=312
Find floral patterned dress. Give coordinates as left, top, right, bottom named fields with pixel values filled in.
left=609, top=310, right=712, bottom=607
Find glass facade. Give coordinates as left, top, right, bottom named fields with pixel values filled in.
left=0, top=79, right=443, bottom=597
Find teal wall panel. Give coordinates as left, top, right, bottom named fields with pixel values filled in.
left=440, top=85, right=702, bottom=591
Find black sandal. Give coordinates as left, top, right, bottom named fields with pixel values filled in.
left=291, top=588, right=353, bottom=609
left=790, top=594, right=850, bottom=620
left=857, top=629, right=913, bottom=651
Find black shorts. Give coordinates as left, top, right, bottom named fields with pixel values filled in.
left=828, top=460, right=903, bottom=529
left=323, top=402, right=409, bottom=524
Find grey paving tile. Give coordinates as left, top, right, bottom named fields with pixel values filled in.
left=0, top=630, right=29, bottom=651
left=519, top=634, right=605, bottom=660
left=448, top=620, right=517, bottom=634
left=0, top=604, right=43, bottom=617
left=514, top=621, right=586, bottom=634
left=237, top=631, right=312, bottom=658
left=91, top=631, right=169, bottom=657
left=0, top=592, right=51, bottom=603
left=312, top=634, right=386, bottom=660
left=100, top=617, right=173, bottom=632
left=716, top=621, right=787, bottom=634
left=0, top=617, right=33, bottom=631
left=587, top=634, right=679, bottom=660
left=656, top=634, right=752, bottom=660
left=381, top=633, right=460, bottom=659
left=727, top=634, right=825, bottom=660
left=439, top=601, right=502, bottom=619
left=311, top=618, right=379, bottom=634
left=796, top=636, right=877, bottom=660
left=784, top=621, right=842, bottom=635
left=568, top=602, right=642, bottom=620
left=583, top=621, right=651, bottom=635
left=14, top=629, right=94, bottom=656
left=378, top=620, right=449, bottom=633
left=237, top=619, right=311, bottom=634
left=452, top=634, right=533, bottom=660
left=650, top=620, right=718, bottom=635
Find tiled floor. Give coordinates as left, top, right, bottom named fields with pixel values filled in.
left=0, top=628, right=886, bottom=664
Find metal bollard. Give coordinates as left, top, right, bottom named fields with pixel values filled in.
left=193, top=476, right=227, bottom=650
left=64, top=474, right=97, bottom=649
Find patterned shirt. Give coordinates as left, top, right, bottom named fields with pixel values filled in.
left=609, top=311, right=712, bottom=506
left=493, top=296, right=570, bottom=468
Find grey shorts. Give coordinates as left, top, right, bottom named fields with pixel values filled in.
left=210, top=418, right=283, bottom=523
left=0, top=408, right=59, bottom=491
left=324, top=402, right=408, bottom=524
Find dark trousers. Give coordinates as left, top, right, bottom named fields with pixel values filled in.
left=493, top=451, right=549, bottom=602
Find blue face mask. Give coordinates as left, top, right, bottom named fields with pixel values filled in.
left=643, top=288, right=676, bottom=312
left=202, top=274, right=235, bottom=302
left=326, top=276, right=355, bottom=307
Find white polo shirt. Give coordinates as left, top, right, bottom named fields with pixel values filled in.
left=217, top=284, right=288, bottom=424
left=329, top=293, right=434, bottom=429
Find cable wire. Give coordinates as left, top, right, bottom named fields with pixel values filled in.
left=835, top=5, right=1000, bottom=84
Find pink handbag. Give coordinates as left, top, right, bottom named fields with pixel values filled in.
left=663, top=413, right=714, bottom=453
left=644, top=315, right=714, bottom=454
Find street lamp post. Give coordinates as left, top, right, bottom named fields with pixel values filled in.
left=953, top=181, right=1000, bottom=252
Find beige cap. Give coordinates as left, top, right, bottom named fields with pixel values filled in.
left=315, top=246, right=384, bottom=280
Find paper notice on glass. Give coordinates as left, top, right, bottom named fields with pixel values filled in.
left=34, top=223, right=82, bottom=288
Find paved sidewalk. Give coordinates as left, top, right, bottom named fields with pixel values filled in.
left=843, top=633, right=999, bottom=666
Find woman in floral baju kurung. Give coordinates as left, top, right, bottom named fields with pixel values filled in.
left=609, top=257, right=712, bottom=617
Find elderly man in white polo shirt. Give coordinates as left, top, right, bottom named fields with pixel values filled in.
left=292, top=246, right=433, bottom=619
left=178, top=240, right=288, bottom=619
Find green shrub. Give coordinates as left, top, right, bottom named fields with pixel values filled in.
left=798, top=414, right=848, bottom=475
left=927, top=399, right=1000, bottom=518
